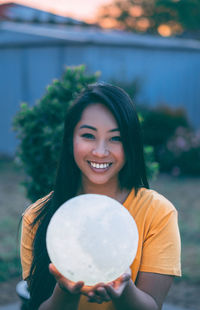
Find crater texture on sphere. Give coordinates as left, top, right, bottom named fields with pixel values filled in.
left=46, top=194, right=138, bottom=286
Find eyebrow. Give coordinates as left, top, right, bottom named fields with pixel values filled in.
left=79, top=125, right=120, bottom=132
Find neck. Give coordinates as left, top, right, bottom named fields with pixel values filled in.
left=78, top=177, right=129, bottom=204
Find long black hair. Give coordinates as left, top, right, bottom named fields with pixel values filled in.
left=27, top=82, right=149, bottom=309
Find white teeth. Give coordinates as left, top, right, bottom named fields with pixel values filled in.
left=90, top=162, right=110, bottom=169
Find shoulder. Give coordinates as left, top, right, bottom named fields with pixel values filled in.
left=130, top=187, right=177, bottom=225
left=137, top=187, right=176, bottom=213
left=22, top=191, right=53, bottom=225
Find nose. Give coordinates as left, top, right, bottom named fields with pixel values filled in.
left=92, top=140, right=109, bottom=157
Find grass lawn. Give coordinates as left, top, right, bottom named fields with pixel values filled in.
left=0, top=159, right=200, bottom=284
left=0, top=160, right=29, bottom=281
left=151, top=174, right=200, bottom=285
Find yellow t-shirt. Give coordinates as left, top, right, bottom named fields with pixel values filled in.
left=20, top=188, right=181, bottom=310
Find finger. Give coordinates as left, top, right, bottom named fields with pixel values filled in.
left=49, top=264, right=85, bottom=294
left=105, top=284, right=122, bottom=299
left=112, top=272, right=131, bottom=289
left=87, top=297, right=103, bottom=304
left=92, top=282, right=105, bottom=290
left=87, top=293, right=101, bottom=304
left=122, top=272, right=131, bottom=282
left=96, top=287, right=111, bottom=301
left=87, top=291, right=106, bottom=304
left=71, top=281, right=84, bottom=293
left=49, top=264, right=63, bottom=281
left=87, top=282, right=111, bottom=302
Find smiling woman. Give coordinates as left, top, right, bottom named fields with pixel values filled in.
left=20, top=83, right=181, bottom=310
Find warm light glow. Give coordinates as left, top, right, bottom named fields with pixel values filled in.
left=132, top=0, right=143, bottom=3
left=158, top=24, right=172, bottom=37
left=136, top=18, right=150, bottom=31
left=125, top=17, right=136, bottom=28
left=0, top=0, right=113, bottom=21
left=109, top=5, right=121, bottom=18
left=99, top=17, right=120, bottom=28
left=169, top=21, right=183, bottom=35
left=129, top=5, right=143, bottom=17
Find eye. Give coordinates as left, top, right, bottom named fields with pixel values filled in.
left=110, top=136, right=121, bottom=142
left=81, top=133, right=95, bottom=140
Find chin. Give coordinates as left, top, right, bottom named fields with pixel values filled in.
left=88, top=175, right=116, bottom=186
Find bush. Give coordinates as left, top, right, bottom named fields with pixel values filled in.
left=144, top=146, right=159, bottom=180
left=13, top=65, right=158, bottom=202
left=141, top=105, right=190, bottom=147
left=109, top=78, right=141, bottom=102
left=13, top=65, right=99, bottom=201
left=160, top=127, right=200, bottom=176
left=137, top=105, right=197, bottom=174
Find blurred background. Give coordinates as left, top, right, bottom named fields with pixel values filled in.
left=0, top=0, right=200, bottom=309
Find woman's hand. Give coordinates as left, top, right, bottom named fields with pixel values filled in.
left=86, top=269, right=132, bottom=304
left=49, top=263, right=84, bottom=296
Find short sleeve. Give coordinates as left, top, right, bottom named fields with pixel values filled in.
left=140, top=204, right=181, bottom=276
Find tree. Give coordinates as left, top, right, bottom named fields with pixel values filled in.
left=96, top=0, right=200, bottom=36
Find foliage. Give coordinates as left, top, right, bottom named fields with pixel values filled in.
left=144, top=145, right=159, bottom=180
left=160, top=127, right=200, bottom=175
left=109, top=78, right=141, bottom=102
left=0, top=257, right=21, bottom=282
left=138, top=104, right=200, bottom=175
left=141, top=105, right=190, bottom=147
left=97, top=0, right=200, bottom=36
left=13, top=65, right=99, bottom=202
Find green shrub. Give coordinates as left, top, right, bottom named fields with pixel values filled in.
left=139, top=104, right=200, bottom=175
left=0, top=257, right=21, bottom=282
left=13, top=65, right=99, bottom=201
left=137, top=105, right=195, bottom=173
left=161, top=127, right=200, bottom=176
left=144, top=146, right=159, bottom=180
left=109, top=78, right=141, bottom=102
left=13, top=65, right=158, bottom=202
left=141, top=105, right=190, bottom=147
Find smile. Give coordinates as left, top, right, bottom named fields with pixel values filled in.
left=88, top=161, right=112, bottom=169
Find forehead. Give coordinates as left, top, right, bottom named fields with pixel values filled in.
left=79, top=104, right=118, bottom=128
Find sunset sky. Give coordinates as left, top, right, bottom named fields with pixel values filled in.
left=0, top=0, right=112, bottom=22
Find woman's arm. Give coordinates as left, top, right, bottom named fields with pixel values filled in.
left=86, top=271, right=173, bottom=310
left=109, top=272, right=173, bottom=310
left=37, top=264, right=84, bottom=310
left=38, top=284, right=81, bottom=310
left=26, top=278, right=81, bottom=310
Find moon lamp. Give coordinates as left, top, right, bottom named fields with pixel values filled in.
left=46, top=194, right=138, bottom=286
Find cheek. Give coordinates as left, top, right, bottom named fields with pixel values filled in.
left=115, top=144, right=125, bottom=162
left=73, top=138, right=90, bottom=163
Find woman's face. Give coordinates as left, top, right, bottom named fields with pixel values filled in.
left=73, top=103, right=125, bottom=188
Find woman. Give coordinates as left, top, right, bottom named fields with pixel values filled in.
left=20, top=83, right=181, bottom=310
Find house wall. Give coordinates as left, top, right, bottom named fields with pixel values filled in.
left=1, top=29, right=200, bottom=155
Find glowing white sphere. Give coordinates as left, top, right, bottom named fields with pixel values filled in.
left=46, top=194, right=138, bottom=286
